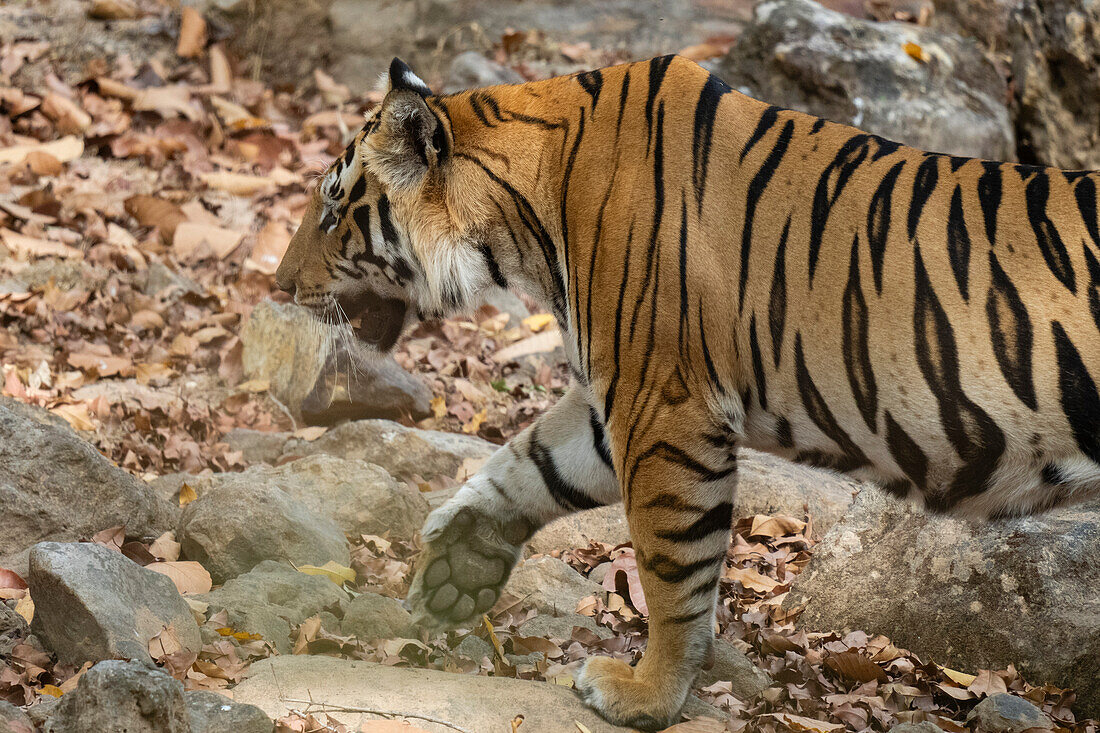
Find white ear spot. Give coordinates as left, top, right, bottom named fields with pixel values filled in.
left=403, top=70, right=431, bottom=95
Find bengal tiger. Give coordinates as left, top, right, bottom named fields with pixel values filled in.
left=274, top=55, right=1100, bottom=728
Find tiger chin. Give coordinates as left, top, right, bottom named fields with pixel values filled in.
left=276, top=55, right=1100, bottom=729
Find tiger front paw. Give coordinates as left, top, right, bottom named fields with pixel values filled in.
left=406, top=503, right=529, bottom=628
left=575, top=656, right=688, bottom=731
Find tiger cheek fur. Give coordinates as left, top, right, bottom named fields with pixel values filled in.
left=279, top=55, right=1100, bottom=729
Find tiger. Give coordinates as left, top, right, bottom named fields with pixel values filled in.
left=274, top=55, right=1100, bottom=728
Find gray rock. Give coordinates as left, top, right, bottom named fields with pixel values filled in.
left=0, top=604, right=28, bottom=656
left=452, top=634, right=494, bottom=662
left=786, top=490, right=1100, bottom=717
left=43, top=660, right=190, bottom=733
left=503, top=556, right=604, bottom=617
left=241, top=300, right=430, bottom=423
left=28, top=542, right=201, bottom=666
left=527, top=505, right=631, bottom=556
left=176, top=455, right=428, bottom=540
left=222, top=429, right=288, bottom=464
left=139, top=262, right=202, bottom=300
left=196, top=561, right=347, bottom=654
left=185, top=690, right=272, bottom=733
left=284, top=418, right=497, bottom=480
left=719, top=0, right=1015, bottom=160
left=967, top=694, right=1051, bottom=733
left=505, top=651, right=544, bottom=666
left=341, top=592, right=416, bottom=640
left=696, top=639, right=773, bottom=700
left=178, top=483, right=349, bottom=583
left=0, top=397, right=68, bottom=431
left=0, top=403, right=176, bottom=570
left=22, top=698, right=57, bottom=728
left=737, top=449, right=861, bottom=533
left=889, top=723, right=946, bottom=733
left=517, top=613, right=612, bottom=640
left=0, top=701, right=33, bottom=733
left=482, top=289, right=532, bottom=325
left=443, top=52, right=524, bottom=93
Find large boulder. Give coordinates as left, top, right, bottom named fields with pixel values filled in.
left=696, top=639, right=774, bottom=701
left=719, top=0, right=1015, bottom=160
left=283, top=418, right=497, bottom=480
left=736, top=449, right=860, bottom=533
left=233, top=656, right=641, bottom=732
left=240, top=300, right=431, bottom=423
left=503, top=556, right=604, bottom=617
left=196, top=561, right=347, bottom=654
left=786, top=490, right=1100, bottom=716
left=28, top=542, right=201, bottom=667
left=0, top=403, right=176, bottom=572
left=43, top=660, right=190, bottom=733
left=167, top=455, right=428, bottom=540
left=177, top=484, right=349, bottom=583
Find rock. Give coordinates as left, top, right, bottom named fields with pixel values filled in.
left=22, top=699, right=57, bottom=729
left=28, top=542, right=201, bottom=667
left=0, top=604, right=29, bottom=656
left=178, top=483, right=349, bottom=583
left=482, top=289, right=532, bottom=325
left=43, top=660, right=190, bottom=733
left=0, top=701, right=33, bottom=733
left=196, top=561, right=347, bottom=654
left=223, top=428, right=290, bottom=464
left=185, top=691, right=273, bottom=733
left=503, top=556, right=604, bottom=617
left=0, top=397, right=69, bottom=431
left=696, top=639, right=773, bottom=700
left=341, top=592, right=416, bottom=640
left=517, top=612, right=612, bottom=640
left=241, top=300, right=430, bottom=422
left=138, top=261, right=202, bottom=300
left=889, top=723, right=945, bottom=733
left=786, top=490, right=1100, bottom=717
left=233, top=656, right=640, bottom=732
left=967, top=694, right=1051, bottom=733
left=527, top=506, right=631, bottom=556
left=443, top=52, right=524, bottom=93
left=737, top=449, right=860, bottom=533
left=284, top=418, right=497, bottom=480
left=718, top=0, right=1015, bottom=160
left=172, top=455, right=428, bottom=540
left=453, top=634, right=495, bottom=662
left=0, top=403, right=176, bottom=571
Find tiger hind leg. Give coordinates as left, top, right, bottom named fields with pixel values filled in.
left=407, top=386, right=619, bottom=628
left=576, top=392, right=738, bottom=729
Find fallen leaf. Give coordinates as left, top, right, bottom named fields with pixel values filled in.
left=0, top=568, right=27, bottom=591
left=173, top=222, right=243, bottom=261
left=146, top=561, right=212, bottom=594
left=200, top=171, right=278, bottom=196
left=0, top=136, right=83, bottom=166
left=940, top=666, right=977, bottom=686
left=14, top=595, right=34, bottom=623
left=38, top=684, right=63, bottom=698
left=125, top=195, right=187, bottom=244
left=725, top=565, right=781, bottom=593
left=522, top=313, right=556, bottom=332
left=824, top=649, right=887, bottom=683
left=903, top=41, right=929, bottom=63
left=292, top=426, right=328, bottom=441
left=430, top=395, right=447, bottom=419
left=765, top=713, right=844, bottom=733
left=149, top=532, right=181, bottom=562
left=179, top=483, right=198, bottom=506
left=494, top=330, right=562, bottom=362
left=0, top=228, right=82, bottom=260
left=89, top=0, right=139, bottom=19
left=749, top=514, right=805, bottom=538
left=296, top=561, right=356, bottom=586
left=177, top=7, right=207, bottom=58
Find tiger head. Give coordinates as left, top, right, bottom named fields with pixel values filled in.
left=276, top=58, right=488, bottom=352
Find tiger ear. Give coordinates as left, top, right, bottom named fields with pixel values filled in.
left=368, top=58, right=450, bottom=191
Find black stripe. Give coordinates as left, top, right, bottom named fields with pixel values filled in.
left=528, top=428, right=603, bottom=512
left=667, top=606, right=712, bottom=625
left=678, top=195, right=690, bottom=354
left=603, top=221, right=634, bottom=420
left=588, top=405, right=614, bottom=470
left=986, top=250, right=1036, bottom=410
left=768, top=216, right=790, bottom=368
left=1052, top=321, right=1100, bottom=464
left=698, top=300, right=724, bottom=394
left=616, top=69, right=631, bottom=134
left=654, top=502, right=734, bottom=543
left=750, top=314, right=767, bottom=411
left=946, top=185, right=971, bottom=300
left=740, top=119, right=794, bottom=308
left=842, top=236, right=877, bottom=432
left=1084, top=243, right=1100, bottom=333
left=884, top=411, right=928, bottom=489
left=809, top=135, right=871, bottom=282
left=576, top=69, right=603, bottom=109
left=867, top=160, right=904, bottom=294
left=628, top=440, right=736, bottom=491
left=977, top=161, right=1001, bottom=245
left=644, top=55, right=675, bottom=154
left=1025, top=172, right=1076, bottom=293
left=643, top=492, right=707, bottom=512
left=638, top=549, right=726, bottom=584
left=907, top=155, right=939, bottom=241
left=478, top=243, right=508, bottom=288
left=739, top=105, right=779, bottom=164
left=692, top=74, right=730, bottom=214
left=794, top=333, right=870, bottom=469
left=1075, top=176, right=1100, bottom=247
left=775, top=416, right=794, bottom=448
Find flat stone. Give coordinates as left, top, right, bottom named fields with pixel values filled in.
left=737, top=449, right=861, bottom=533
left=185, top=690, right=273, bottom=733
left=233, top=656, right=639, bottom=732
left=967, top=694, right=1052, bottom=733
left=517, top=612, right=612, bottom=641
left=340, top=591, right=416, bottom=640
left=503, top=556, right=604, bottom=617
left=177, top=483, right=349, bottom=583
left=28, top=542, right=201, bottom=666
left=696, top=638, right=773, bottom=700
left=527, top=506, right=631, bottom=556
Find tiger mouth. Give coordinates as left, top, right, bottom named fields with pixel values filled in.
left=338, top=291, right=407, bottom=351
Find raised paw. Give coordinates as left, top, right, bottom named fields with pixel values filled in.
left=407, top=504, right=529, bottom=628
left=575, top=656, right=688, bottom=731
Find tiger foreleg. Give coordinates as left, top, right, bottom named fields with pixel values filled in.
left=576, top=395, right=737, bottom=729
left=407, top=386, right=620, bottom=628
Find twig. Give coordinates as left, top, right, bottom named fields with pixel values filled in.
left=266, top=392, right=297, bottom=432
left=281, top=698, right=473, bottom=733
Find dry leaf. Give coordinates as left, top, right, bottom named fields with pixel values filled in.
left=0, top=135, right=83, bottom=166
left=200, top=171, right=278, bottom=196
left=177, top=7, right=207, bottom=58
left=0, top=568, right=27, bottom=591
left=824, top=649, right=888, bottom=683
left=146, top=561, right=212, bottom=594
left=903, top=41, right=929, bottom=63
left=89, top=0, right=139, bottom=19
left=749, top=514, right=805, bottom=538
left=125, top=195, right=187, bottom=244
left=149, top=532, right=181, bottom=562
left=522, top=313, right=556, bottom=332
left=766, top=713, right=844, bottom=733
left=15, top=595, right=34, bottom=623
left=292, top=426, right=328, bottom=441
left=132, top=86, right=199, bottom=120
left=296, top=561, right=356, bottom=586
left=41, top=93, right=91, bottom=134
left=24, top=151, right=62, bottom=176
left=725, top=565, right=781, bottom=593
left=430, top=395, right=447, bottom=419
left=244, top=220, right=291, bottom=275
left=358, top=720, right=432, bottom=732
left=1, top=228, right=82, bottom=260
left=173, top=222, right=243, bottom=261
left=494, top=331, right=562, bottom=362
left=940, top=666, right=977, bottom=686
left=179, top=483, right=198, bottom=506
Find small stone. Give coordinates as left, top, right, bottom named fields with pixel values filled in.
left=186, top=690, right=273, bottom=733
left=177, top=483, right=349, bottom=583
left=196, top=561, right=347, bottom=654
left=505, top=651, right=544, bottom=666
left=453, top=634, right=494, bottom=662
left=517, top=613, right=612, bottom=640
left=28, top=542, right=201, bottom=666
left=43, top=660, right=190, bottom=733
left=0, top=603, right=29, bottom=656
left=442, top=51, right=524, bottom=93
left=0, top=701, right=34, bottom=733
left=967, top=694, right=1051, bottom=733
left=696, top=639, right=773, bottom=700
left=481, top=289, right=531, bottom=325
left=341, top=592, right=415, bottom=640
left=527, top=506, right=631, bottom=557
left=503, top=556, right=604, bottom=617
left=889, top=723, right=945, bottom=733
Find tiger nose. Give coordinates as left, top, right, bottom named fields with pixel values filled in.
left=277, top=279, right=296, bottom=297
